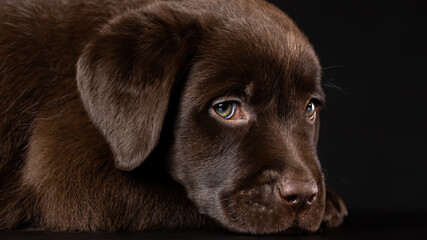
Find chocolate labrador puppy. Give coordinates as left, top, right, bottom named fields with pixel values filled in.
left=0, top=0, right=347, bottom=234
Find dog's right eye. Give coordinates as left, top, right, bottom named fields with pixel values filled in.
left=306, top=101, right=317, bottom=121
left=213, top=101, right=240, bottom=120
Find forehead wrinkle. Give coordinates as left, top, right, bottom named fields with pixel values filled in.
left=185, top=68, right=258, bottom=113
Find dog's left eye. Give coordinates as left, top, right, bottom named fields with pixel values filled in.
left=213, top=101, right=239, bottom=120
left=306, top=101, right=316, bottom=121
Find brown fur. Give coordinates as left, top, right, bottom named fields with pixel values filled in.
left=0, top=0, right=347, bottom=234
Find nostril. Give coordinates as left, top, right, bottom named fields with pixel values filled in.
left=306, top=194, right=316, bottom=205
left=284, top=195, right=300, bottom=205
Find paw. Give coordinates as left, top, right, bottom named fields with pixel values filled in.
left=322, top=187, right=348, bottom=228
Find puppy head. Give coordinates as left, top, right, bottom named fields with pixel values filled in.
left=168, top=5, right=325, bottom=233
left=77, top=0, right=325, bottom=234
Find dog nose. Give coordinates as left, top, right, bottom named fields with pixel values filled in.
left=278, top=179, right=318, bottom=209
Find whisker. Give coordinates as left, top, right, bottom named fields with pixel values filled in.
left=322, top=65, right=344, bottom=71
left=322, top=78, right=347, bottom=94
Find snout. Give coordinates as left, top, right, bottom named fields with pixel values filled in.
left=220, top=173, right=325, bottom=234
left=278, top=179, right=318, bottom=210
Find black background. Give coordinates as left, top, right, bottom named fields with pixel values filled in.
left=268, top=0, right=427, bottom=213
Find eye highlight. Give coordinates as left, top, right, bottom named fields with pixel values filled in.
left=305, top=101, right=316, bottom=121
left=213, top=101, right=238, bottom=119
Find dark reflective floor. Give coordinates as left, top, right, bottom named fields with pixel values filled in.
left=2, top=213, right=427, bottom=240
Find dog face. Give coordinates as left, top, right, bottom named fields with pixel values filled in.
left=77, top=0, right=326, bottom=234
left=168, top=17, right=326, bottom=233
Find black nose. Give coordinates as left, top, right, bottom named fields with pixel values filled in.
left=278, top=179, right=318, bottom=209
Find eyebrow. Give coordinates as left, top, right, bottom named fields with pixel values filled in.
left=312, top=89, right=327, bottom=108
left=244, top=82, right=255, bottom=97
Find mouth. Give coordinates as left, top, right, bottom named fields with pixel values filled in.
left=218, top=183, right=324, bottom=234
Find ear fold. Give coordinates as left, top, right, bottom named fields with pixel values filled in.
left=76, top=3, right=204, bottom=171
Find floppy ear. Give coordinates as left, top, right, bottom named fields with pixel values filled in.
left=76, top=3, right=205, bottom=171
